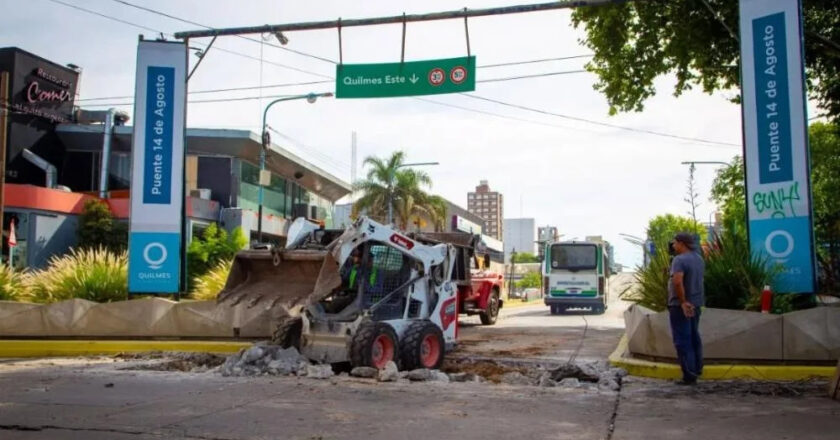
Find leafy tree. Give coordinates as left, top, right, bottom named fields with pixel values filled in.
left=186, top=224, right=246, bottom=290
left=810, top=122, right=840, bottom=292
left=710, top=156, right=747, bottom=233
left=512, top=252, right=540, bottom=263
left=77, top=199, right=127, bottom=252
left=515, top=271, right=542, bottom=289
left=646, top=214, right=706, bottom=247
left=353, top=151, right=445, bottom=230
left=710, top=123, right=840, bottom=293
left=571, top=1, right=840, bottom=120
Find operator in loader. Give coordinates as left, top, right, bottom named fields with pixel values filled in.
left=329, top=248, right=381, bottom=312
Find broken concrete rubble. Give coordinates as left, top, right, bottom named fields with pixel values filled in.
left=350, top=367, right=379, bottom=378
left=378, top=361, right=399, bottom=382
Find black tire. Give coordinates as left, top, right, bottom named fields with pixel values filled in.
left=549, top=305, right=558, bottom=315
left=593, top=302, right=606, bottom=315
left=272, top=317, right=302, bottom=349
left=479, top=289, right=500, bottom=325
left=349, top=321, right=399, bottom=369
left=399, top=320, right=445, bottom=371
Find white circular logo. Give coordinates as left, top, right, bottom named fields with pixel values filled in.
left=764, top=230, right=794, bottom=260
left=143, top=242, right=168, bottom=269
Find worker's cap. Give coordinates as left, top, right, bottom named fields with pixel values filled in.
left=673, top=232, right=697, bottom=249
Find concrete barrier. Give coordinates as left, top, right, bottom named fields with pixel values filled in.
left=0, top=299, right=274, bottom=338
left=624, top=304, right=839, bottom=362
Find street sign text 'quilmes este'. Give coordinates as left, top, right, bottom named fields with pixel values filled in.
left=335, top=56, right=475, bottom=98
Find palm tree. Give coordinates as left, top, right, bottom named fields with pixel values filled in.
left=353, top=151, right=441, bottom=231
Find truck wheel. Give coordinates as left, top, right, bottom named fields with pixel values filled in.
left=479, top=289, right=500, bottom=325
left=400, top=320, right=445, bottom=370
left=593, top=302, right=606, bottom=315
left=272, top=317, right=302, bottom=349
left=350, top=322, right=399, bottom=369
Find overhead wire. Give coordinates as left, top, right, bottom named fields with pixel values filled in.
left=461, top=94, right=741, bottom=147
left=43, top=0, right=332, bottom=79
left=75, top=69, right=589, bottom=106
left=109, top=0, right=337, bottom=64
left=50, top=0, right=740, bottom=149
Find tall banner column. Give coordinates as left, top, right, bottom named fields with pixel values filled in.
left=739, top=0, right=816, bottom=293
left=128, top=40, right=187, bottom=294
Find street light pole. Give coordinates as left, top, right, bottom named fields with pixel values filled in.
left=258, top=92, right=333, bottom=243
left=385, top=161, right=439, bottom=226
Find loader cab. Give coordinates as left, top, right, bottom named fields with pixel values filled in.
left=320, top=241, right=419, bottom=321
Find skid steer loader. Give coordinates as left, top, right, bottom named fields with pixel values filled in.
left=218, top=216, right=458, bottom=370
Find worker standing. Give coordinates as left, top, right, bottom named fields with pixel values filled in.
left=667, top=232, right=705, bottom=385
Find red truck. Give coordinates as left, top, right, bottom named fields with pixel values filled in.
left=411, top=232, right=505, bottom=325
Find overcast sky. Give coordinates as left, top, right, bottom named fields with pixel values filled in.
left=4, top=0, right=773, bottom=266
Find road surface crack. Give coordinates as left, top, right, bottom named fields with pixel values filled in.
left=0, top=423, right=232, bottom=439
left=605, top=377, right=623, bottom=440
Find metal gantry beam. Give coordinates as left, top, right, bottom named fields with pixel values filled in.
left=173, top=0, right=632, bottom=40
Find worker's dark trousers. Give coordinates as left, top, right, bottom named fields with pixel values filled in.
left=668, top=306, right=703, bottom=382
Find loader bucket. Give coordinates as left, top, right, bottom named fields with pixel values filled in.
left=217, top=249, right=329, bottom=313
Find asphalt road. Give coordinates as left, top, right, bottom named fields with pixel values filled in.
left=1, top=273, right=837, bottom=439
left=456, top=272, right=635, bottom=364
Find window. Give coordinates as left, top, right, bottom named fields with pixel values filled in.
left=550, top=244, right=597, bottom=271
left=238, top=161, right=288, bottom=217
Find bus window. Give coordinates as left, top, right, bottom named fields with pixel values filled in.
left=550, top=244, right=597, bottom=271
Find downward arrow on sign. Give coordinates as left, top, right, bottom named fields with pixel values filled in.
left=409, top=74, right=419, bottom=84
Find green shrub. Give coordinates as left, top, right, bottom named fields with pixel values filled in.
left=704, top=226, right=780, bottom=311
left=621, top=241, right=671, bottom=312
left=515, top=271, right=542, bottom=289
left=0, top=265, right=25, bottom=301
left=24, top=247, right=127, bottom=303
left=191, top=258, right=232, bottom=301
left=186, top=224, right=246, bottom=291
left=77, top=199, right=128, bottom=252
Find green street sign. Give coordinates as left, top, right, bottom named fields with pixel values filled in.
left=335, top=56, right=476, bottom=98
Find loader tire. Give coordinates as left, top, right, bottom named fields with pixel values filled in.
left=350, top=322, right=398, bottom=370
left=399, top=320, right=445, bottom=370
left=479, top=289, right=500, bottom=325
left=272, top=317, right=302, bottom=350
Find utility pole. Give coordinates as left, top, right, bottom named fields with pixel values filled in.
left=0, top=71, right=8, bottom=257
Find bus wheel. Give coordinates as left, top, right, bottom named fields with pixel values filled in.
left=593, top=303, right=606, bottom=315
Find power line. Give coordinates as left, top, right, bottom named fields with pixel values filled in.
left=48, top=0, right=732, bottom=148
left=461, top=94, right=741, bottom=147
left=77, top=80, right=333, bottom=102
left=77, top=69, right=586, bottom=103
left=109, top=0, right=337, bottom=64
left=477, top=69, right=586, bottom=83
left=43, top=0, right=332, bottom=79
left=109, top=0, right=597, bottom=73
left=268, top=128, right=351, bottom=169
left=478, top=54, right=592, bottom=68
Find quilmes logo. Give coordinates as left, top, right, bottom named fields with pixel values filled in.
left=143, top=242, right=168, bottom=269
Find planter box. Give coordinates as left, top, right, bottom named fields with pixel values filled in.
left=625, top=304, right=839, bottom=362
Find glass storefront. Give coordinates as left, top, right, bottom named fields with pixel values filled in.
left=237, top=161, right=333, bottom=225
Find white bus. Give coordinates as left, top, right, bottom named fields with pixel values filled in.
left=542, top=240, right=610, bottom=314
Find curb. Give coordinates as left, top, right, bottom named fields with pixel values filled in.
left=0, top=340, right=251, bottom=358
left=608, top=334, right=835, bottom=381
left=503, top=299, right=543, bottom=309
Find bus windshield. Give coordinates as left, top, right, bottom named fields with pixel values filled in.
left=550, top=244, right=597, bottom=271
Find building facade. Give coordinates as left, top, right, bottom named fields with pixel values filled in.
left=503, top=218, right=535, bottom=262
left=467, top=180, right=503, bottom=241
left=1, top=47, right=351, bottom=269
left=537, top=225, right=559, bottom=260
